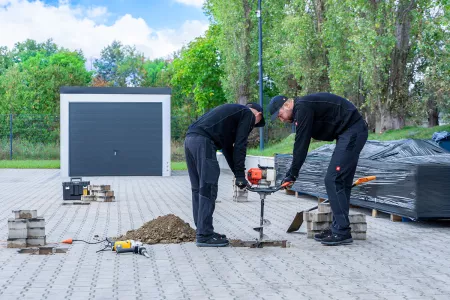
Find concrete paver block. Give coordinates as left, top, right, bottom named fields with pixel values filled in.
left=8, top=218, right=27, bottom=230
left=27, top=227, right=45, bottom=237
left=311, top=212, right=333, bottom=222
left=27, top=236, right=46, bottom=246
left=303, top=211, right=311, bottom=221
left=81, top=195, right=96, bottom=201
left=349, top=213, right=366, bottom=223
left=307, top=221, right=331, bottom=231
left=318, top=203, right=331, bottom=213
left=351, top=222, right=368, bottom=232
left=88, top=185, right=111, bottom=191
left=8, top=228, right=28, bottom=239
left=7, top=238, right=27, bottom=248
left=352, top=232, right=367, bottom=240
left=26, top=217, right=45, bottom=228
left=12, top=210, right=37, bottom=219
left=92, top=190, right=115, bottom=197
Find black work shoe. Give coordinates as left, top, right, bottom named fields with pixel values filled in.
left=213, top=232, right=227, bottom=239
left=314, top=228, right=332, bottom=241
left=196, top=235, right=229, bottom=247
left=321, top=233, right=353, bottom=246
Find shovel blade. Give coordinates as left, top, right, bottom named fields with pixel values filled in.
left=286, top=212, right=304, bottom=233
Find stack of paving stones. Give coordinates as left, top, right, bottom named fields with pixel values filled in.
left=7, top=210, right=46, bottom=248
left=81, top=185, right=115, bottom=202
left=305, top=202, right=367, bottom=240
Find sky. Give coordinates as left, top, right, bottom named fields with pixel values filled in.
left=0, top=0, right=210, bottom=61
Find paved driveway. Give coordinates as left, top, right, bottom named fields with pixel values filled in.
left=0, top=169, right=449, bottom=300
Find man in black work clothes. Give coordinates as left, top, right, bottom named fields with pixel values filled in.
left=185, top=103, right=265, bottom=247
left=269, top=93, right=368, bottom=246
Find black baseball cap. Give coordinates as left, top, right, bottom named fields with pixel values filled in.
left=268, top=95, right=288, bottom=121
left=246, top=102, right=265, bottom=127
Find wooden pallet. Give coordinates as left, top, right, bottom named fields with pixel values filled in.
left=371, top=209, right=403, bottom=222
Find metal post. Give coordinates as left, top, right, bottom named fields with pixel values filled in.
left=257, top=0, right=264, bottom=150
left=259, top=194, right=265, bottom=241
left=9, top=113, right=13, bottom=160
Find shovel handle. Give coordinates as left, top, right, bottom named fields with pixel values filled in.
left=352, top=176, right=376, bottom=187
left=281, top=181, right=292, bottom=188
left=305, top=176, right=374, bottom=210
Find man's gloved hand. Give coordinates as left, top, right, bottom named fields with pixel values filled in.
left=235, top=177, right=249, bottom=189
left=282, top=174, right=296, bottom=185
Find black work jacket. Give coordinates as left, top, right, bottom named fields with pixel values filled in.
left=187, top=104, right=255, bottom=178
left=289, top=93, right=362, bottom=177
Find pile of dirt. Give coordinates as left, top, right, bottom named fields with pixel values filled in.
left=117, top=214, right=196, bottom=244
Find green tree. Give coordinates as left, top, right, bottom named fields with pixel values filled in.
left=171, top=25, right=226, bottom=113
left=0, top=46, right=13, bottom=76
left=205, top=0, right=259, bottom=104
left=263, top=0, right=331, bottom=97
left=141, top=58, right=169, bottom=87
left=93, top=40, right=126, bottom=86
left=11, top=39, right=59, bottom=63
left=410, top=0, right=450, bottom=126
left=0, top=50, right=92, bottom=115
left=117, top=46, right=146, bottom=87
left=94, top=41, right=146, bottom=87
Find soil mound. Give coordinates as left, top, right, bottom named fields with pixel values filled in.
left=117, top=214, right=196, bottom=244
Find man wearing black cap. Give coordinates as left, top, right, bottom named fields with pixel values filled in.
left=268, top=93, right=368, bottom=246
left=184, top=102, right=265, bottom=247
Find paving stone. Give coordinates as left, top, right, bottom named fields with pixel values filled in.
left=349, top=213, right=366, bottom=223
left=352, top=232, right=367, bottom=240
left=0, top=169, right=448, bottom=300
left=26, top=235, right=46, bottom=246
left=351, top=222, right=367, bottom=232
left=318, top=203, right=331, bottom=213
left=8, top=228, right=28, bottom=239
left=26, top=217, right=46, bottom=228
left=12, top=210, right=37, bottom=219
left=311, top=212, right=333, bottom=222
left=7, top=238, right=27, bottom=248
left=27, top=227, right=45, bottom=237
left=307, top=221, right=332, bottom=231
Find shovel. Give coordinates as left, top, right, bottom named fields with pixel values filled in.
left=286, top=176, right=376, bottom=233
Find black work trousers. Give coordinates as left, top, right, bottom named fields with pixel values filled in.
left=324, top=119, right=368, bottom=235
left=184, top=133, right=220, bottom=239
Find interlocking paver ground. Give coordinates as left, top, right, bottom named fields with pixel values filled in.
left=0, top=169, right=449, bottom=300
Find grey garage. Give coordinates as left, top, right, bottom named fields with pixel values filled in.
left=60, top=87, right=171, bottom=177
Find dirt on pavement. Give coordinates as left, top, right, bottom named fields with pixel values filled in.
left=117, top=214, right=196, bottom=244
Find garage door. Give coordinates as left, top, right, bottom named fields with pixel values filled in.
left=69, top=102, right=162, bottom=176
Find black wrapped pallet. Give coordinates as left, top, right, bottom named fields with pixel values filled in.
left=275, top=139, right=450, bottom=220
left=62, top=178, right=90, bottom=200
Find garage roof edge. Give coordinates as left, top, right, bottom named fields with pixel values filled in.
left=60, top=86, right=172, bottom=95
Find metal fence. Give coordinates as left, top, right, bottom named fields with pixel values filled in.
left=0, top=114, right=295, bottom=160
left=0, top=114, right=60, bottom=160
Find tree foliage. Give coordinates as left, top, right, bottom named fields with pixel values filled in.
left=142, top=58, right=169, bottom=87
left=205, top=0, right=259, bottom=104
left=0, top=50, right=92, bottom=115
left=171, top=25, right=226, bottom=114
left=93, top=40, right=146, bottom=87
left=0, top=0, right=448, bottom=145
